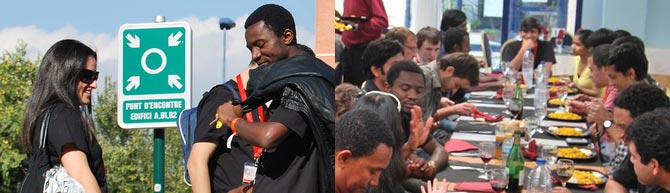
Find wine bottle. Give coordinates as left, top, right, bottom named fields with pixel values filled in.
left=506, top=130, right=525, bottom=193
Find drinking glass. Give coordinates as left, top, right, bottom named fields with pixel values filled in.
left=479, top=142, right=496, bottom=180
left=540, top=145, right=558, bottom=166
left=556, top=159, right=575, bottom=187
left=556, top=84, right=568, bottom=111
left=489, top=168, right=509, bottom=193
left=500, top=61, right=511, bottom=75
left=508, top=98, right=524, bottom=120
left=523, top=117, right=540, bottom=138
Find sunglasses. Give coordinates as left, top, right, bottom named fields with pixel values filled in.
left=79, top=69, right=99, bottom=84
left=364, top=91, right=402, bottom=112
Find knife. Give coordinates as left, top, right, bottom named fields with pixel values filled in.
left=458, top=130, right=494, bottom=134
left=449, top=165, right=485, bottom=172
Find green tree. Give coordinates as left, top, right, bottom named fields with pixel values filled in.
left=94, top=77, right=190, bottom=192
left=0, top=41, right=37, bottom=192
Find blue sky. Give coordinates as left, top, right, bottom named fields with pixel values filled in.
left=0, top=0, right=316, bottom=105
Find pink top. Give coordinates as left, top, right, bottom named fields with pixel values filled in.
left=603, top=86, right=618, bottom=110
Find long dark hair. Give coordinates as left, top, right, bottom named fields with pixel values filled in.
left=352, top=92, right=407, bottom=188
left=21, top=39, right=97, bottom=153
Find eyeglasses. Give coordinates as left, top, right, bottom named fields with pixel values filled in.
left=365, top=91, right=402, bottom=112
left=79, top=69, right=99, bottom=84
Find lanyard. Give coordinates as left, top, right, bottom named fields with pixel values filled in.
left=522, top=40, right=539, bottom=58
left=235, top=74, right=265, bottom=159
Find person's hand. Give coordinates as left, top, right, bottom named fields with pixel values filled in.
left=227, top=184, right=253, bottom=193
left=568, top=100, right=587, bottom=115
left=521, top=38, right=537, bottom=50
left=421, top=178, right=448, bottom=193
left=447, top=103, right=475, bottom=116
left=216, top=102, right=244, bottom=126
left=572, top=94, right=592, bottom=102
left=586, top=101, right=610, bottom=124
left=551, top=186, right=572, bottom=193
left=408, top=106, right=433, bottom=149
left=440, top=97, right=455, bottom=108
left=407, top=154, right=434, bottom=179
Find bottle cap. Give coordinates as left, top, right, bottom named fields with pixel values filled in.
left=536, top=157, right=546, bottom=165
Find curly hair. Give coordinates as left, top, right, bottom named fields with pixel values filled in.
left=244, top=4, right=297, bottom=45
left=614, top=83, right=670, bottom=118
left=336, top=109, right=394, bottom=158
left=625, top=107, right=670, bottom=171
left=335, top=83, right=363, bottom=118
left=386, top=60, right=424, bottom=87
left=608, top=42, right=648, bottom=81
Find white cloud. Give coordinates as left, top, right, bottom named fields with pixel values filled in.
left=0, top=15, right=315, bottom=106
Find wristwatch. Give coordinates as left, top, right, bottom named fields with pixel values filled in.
left=603, top=120, right=613, bottom=129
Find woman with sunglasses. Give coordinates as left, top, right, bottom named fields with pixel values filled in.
left=21, top=39, right=106, bottom=193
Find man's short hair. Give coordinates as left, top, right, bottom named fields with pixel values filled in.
left=590, top=44, right=611, bottom=68
left=614, top=29, right=632, bottom=39
left=437, top=53, right=479, bottom=86
left=386, top=60, right=424, bottom=87
left=362, top=39, right=404, bottom=79
left=335, top=109, right=394, bottom=158
left=295, top=44, right=315, bottom=57
left=607, top=42, right=648, bottom=81
left=443, top=28, right=469, bottom=54
left=417, top=26, right=442, bottom=49
left=584, top=28, right=617, bottom=48
left=614, top=83, right=670, bottom=118
left=612, top=35, right=646, bottom=52
left=625, top=107, right=670, bottom=171
left=244, top=4, right=297, bottom=45
left=384, top=27, right=415, bottom=45
left=519, top=17, right=541, bottom=33
left=440, top=9, right=467, bottom=32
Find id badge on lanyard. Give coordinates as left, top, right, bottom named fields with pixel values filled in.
left=242, top=162, right=258, bottom=184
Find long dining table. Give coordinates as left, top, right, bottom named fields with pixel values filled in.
left=433, top=88, right=606, bottom=193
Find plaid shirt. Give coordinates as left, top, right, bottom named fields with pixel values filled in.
left=608, top=142, right=628, bottom=175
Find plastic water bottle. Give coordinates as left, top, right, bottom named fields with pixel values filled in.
left=526, top=158, right=553, bottom=193
left=522, top=48, right=534, bottom=89
left=534, top=62, right=548, bottom=120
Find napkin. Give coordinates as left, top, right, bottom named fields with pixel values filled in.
left=551, top=175, right=599, bottom=191
left=444, top=139, right=479, bottom=153
left=496, top=87, right=503, bottom=99
left=454, top=182, right=495, bottom=193
left=472, top=107, right=504, bottom=122
left=522, top=139, right=538, bottom=161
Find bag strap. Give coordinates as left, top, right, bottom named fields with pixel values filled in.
left=38, top=106, right=56, bottom=150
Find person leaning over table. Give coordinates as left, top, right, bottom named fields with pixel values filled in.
left=623, top=108, right=670, bottom=192
left=565, top=28, right=617, bottom=97
left=553, top=84, right=670, bottom=193
left=603, top=84, right=670, bottom=193
left=385, top=60, right=449, bottom=193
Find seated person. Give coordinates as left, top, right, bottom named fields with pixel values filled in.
left=360, top=39, right=405, bottom=92
left=501, top=17, right=556, bottom=75
left=415, top=26, right=442, bottom=65
left=335, top=83, right=363, bottom=119
left=623, top=108, right=670, bottom=192
left=385, top=27, right=418, bottom=61
left=443, top=27, right=503, bottom=93
left=335, top=109, right=395, bottom=193
left=385, top=60, right=449, bottom=193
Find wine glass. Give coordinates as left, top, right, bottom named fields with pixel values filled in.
left=556, top=84, right=568, bottom=111
left=556, top=159, right=575, bottom=187
left=478, top=142, right=495, bottom=180
left=540, top=145, right=558, bottom=166
left=508, top=98, right=524, bottom=120
left=489, top=168, right=509, bottom=193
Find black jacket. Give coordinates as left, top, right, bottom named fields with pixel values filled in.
left=243, top=55, right=336, bottom=193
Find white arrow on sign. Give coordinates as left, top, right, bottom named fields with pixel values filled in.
left=168, top=75, right=183, bottom=89
left=125, top=76, right=140, bottom=91
left=168, top=31, right=183, bottom=47
left=125, top=34, right=140, bottom=48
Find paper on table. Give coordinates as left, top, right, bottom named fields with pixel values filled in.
left=451, top=132, right=496, bottom=142
left=470, top=90, right=497, bottom=96
left=534, top=138, right=568, bottom=147
left=541, top=120, right=587, bottom=128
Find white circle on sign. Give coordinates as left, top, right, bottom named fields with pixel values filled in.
left=141, top=48, right=167, bottom=75
left=154, top=184, right=162, bottom=192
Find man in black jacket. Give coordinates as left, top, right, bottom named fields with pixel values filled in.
left=215, top=4, right=335, bottom=193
